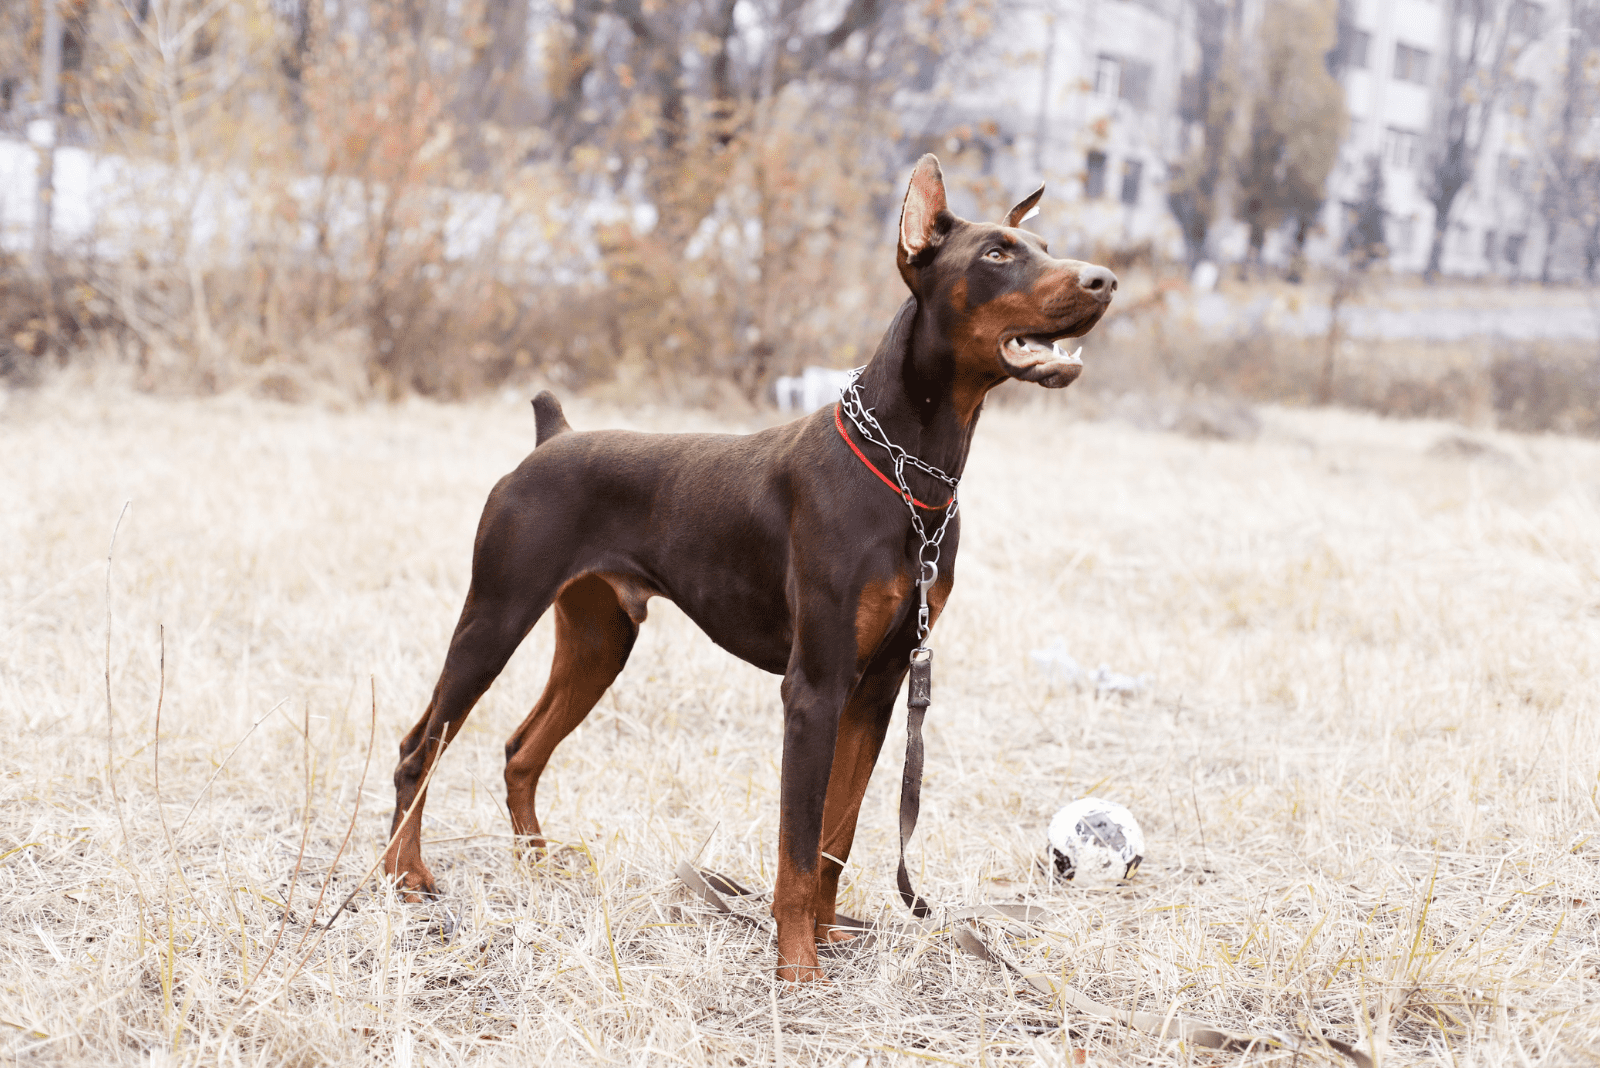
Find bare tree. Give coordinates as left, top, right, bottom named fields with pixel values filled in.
left=1233, top=0, right=1347, bottom=276
left=0, top=5, right=32, bottom=131
left=32, top=0, right=64, bottom=281
left=1168, top=0, right=1238, bottom=267
left=1345, top=153, right=1389, bottom=266
left=8, top=0, right=994, bottom=400
left=558, top=0, right=887, bottom=251
left=1421, top=0, right=1515, bottom=280
left=1534, top=0, right=1600, bottom=283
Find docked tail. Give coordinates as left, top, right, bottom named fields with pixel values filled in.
left=531, top=391, right=573, bottom=446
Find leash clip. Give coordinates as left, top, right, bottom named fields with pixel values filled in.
left=916, top=560, right=937, bottom=643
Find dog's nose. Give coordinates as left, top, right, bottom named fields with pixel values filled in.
left=1078, top=264, right=1118, bottom=302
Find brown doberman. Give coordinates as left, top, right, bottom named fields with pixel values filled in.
left=384, top=154, right=1117, bottom=982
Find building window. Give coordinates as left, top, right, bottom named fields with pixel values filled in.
left=1484, top=229, right=1498, bottom=261
left=1095, top=54, right=1151, bottom=108
left=1094, top=55, right=1120, bottom=100
left=1394, top=43, right=1431, bottom=84
left=1510, top=1, right=1543, bottom=37
left=1121, top=159, right=1144, bottom=205
left=1504, top=233, right=1526, bottom=266
left=1119, top=60, right=1153, bottom=109
left=1339, top=25, right=1371, bottom=69
left=1383, top=127, right=1421, bottom=169
left=1085, top=151, right=1108, bottom=198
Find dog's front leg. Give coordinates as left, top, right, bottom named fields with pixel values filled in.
left=773, top=665, right=850, bottom=983
left=813, top=665, right=903, bottom=941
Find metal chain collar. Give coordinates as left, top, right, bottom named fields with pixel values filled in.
left=838, top=368, right=959, bottom=647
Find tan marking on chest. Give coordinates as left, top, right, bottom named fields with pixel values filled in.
left=855, top=573, right=914, bottom=664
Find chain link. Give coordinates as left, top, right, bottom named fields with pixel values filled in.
left=838, top=369, right=959, bottom=647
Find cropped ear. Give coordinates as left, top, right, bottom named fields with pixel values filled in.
left=1004, top=184, right=1045, bottom=229
left=899, top=154, right=949, bottom=261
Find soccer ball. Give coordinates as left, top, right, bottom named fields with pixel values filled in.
left=1046, top=797, right=1145, bottom=887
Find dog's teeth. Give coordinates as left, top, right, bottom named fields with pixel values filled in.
left=1070, top=346, right=1082, bottom=363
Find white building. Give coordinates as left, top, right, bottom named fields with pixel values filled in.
left=962, top=0, right=1587, bottom=278
left=904, top=0, right=1193, bottom=257
left=1322, top=0, right=1579, bottom=277
left=1317, top=0, right=1444, bottom=272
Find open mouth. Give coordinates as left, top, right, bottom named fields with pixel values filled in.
left=1002, top=335, right=1082, bottom=369
left=999, top=334, right=1086, bottom=387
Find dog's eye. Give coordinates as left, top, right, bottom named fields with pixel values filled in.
left=984, top=248, right=1007, bottom=262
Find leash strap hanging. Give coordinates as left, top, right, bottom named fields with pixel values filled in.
left=897, top=647, right=932, bottom=917
left=896, top=560, right=937, bottom=917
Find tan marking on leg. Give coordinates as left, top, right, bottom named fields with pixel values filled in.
left=385, top=715, right=451, bottom=899
left=773, top=829, right=825, bottom=983
left=812, top=691, right=892, bottom=943
left=386, top=694, right=474, bottom=898
left=503, top=573, right=640, bottom=844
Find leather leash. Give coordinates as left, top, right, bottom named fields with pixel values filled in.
left=897, top=649, right=932, bottom=918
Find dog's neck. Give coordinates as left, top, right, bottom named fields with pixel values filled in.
left=852, top=296, right=986, bottom=498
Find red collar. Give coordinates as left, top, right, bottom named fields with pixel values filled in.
left=834, top=404, right=954, bottom=511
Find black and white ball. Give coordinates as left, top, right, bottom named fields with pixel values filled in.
left=1047, top=797, right=1145, bottom=887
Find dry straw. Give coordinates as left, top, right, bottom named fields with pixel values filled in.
left=1, top=382, right=1597, bottom=1065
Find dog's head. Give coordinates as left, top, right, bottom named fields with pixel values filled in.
left=897, top=154, right=1116, bottom=389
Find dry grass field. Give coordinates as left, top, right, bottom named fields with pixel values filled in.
left=2, top=379, right=1598, bottom=1066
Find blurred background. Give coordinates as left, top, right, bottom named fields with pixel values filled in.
left=0, top=0, right=1596, bottom=433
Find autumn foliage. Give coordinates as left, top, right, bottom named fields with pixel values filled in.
left=3, top=0, right=995, bottom=401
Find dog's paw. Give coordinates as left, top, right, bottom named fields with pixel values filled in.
left=392, top=867, right=440, bottom=902
left=776, top=962, right=829, bottom=985
left=510, top=833, right=550, bottom=858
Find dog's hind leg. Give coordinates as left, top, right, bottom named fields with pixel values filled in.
left=503, top=573, right=644, bottom=849
left=386, top=581, right=556, bottom=899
